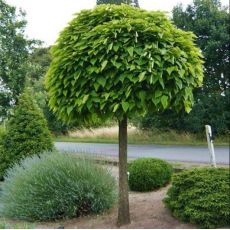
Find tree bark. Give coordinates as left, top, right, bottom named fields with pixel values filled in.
left=117, top=115, right=130, bottom=226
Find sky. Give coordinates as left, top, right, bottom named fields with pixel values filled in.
left=5, top=0, right=229, bottom=46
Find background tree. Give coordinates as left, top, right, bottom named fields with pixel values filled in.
left=46, top=5, right=203, bottom=226
left=138, top=0, right=229, bottom=134
left=173, top=0, right=229, bottom=94
left=0, top=80, right=12, bottom=120
left=0, top=88, right=53, bottom=179
left=26, top=47, right=70, bottom=135
left=0, top=0, right=37, bottom=120
left=131, top=0, right=139, bottom=7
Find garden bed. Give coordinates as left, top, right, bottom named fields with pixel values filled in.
left=1, top=162, right=229, bottom=229
left=0, top=165, right=196, bottom=229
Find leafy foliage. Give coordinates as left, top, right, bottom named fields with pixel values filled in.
left=97, top=0, right=127, bottom=4
left=136, top=92, right=230, bottom=134
left=0, top=89, right=53, bottom=179
left=173, top=0, right=229, bottom=95
left=164, top=168, right=230, bottom=228
left=138, top=0, right=229, bottom=135
left=97, top=0, right=139, bottom=7
left=128, top=158, right=173, bottom=191
left=0, top=153, right=117, bottom=221
left=46, top=4, right=203, bottom=125
left=27, top=47, right=71, bottom=134
left=0, top=0, right=37, bottom=117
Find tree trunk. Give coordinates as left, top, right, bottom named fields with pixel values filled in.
left=117, top=115, right=130, bottom=226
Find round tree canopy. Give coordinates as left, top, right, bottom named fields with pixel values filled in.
left=46, top=4, right=203, bottom=124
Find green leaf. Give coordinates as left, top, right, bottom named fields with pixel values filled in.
left=107, top=43, right=113, bottom=52
left=160, top=49, right=167, bottom=55
left=135, top=48, right=144, bottom=56
left=138, top=71, right=146, bottom=82
left=158, top=32, right=163, bottom=38
left=113, top=104, right=119, bottom=112
left=104, top=93, right=110, bottom=100
left=166, top=66, right=175, bottom=75
left=125, top=88, right=132, bottom=98
left=86, top=101, right=93, bottom=110
left=71, top=80, right=75, bottom=86
left=101, top=60, right=108, bottom=71
left=150, top=75, right=158, bottom=84
left=179, top=69, right=185, bottom=77
left=113, top=44, right=119, bottom=52
left=97, top=77, right=106, bottom=87
left=139, top=91, right=146, bottom=103
left=184, top=101, right=192, bottom=113
left=159, top=77, right=165, bottom=89
left=82, top=94, right=89, bottom=104
left=152, top=97, right=160, bottom=106
left=93, top=82, right=100, bottom=91
left=176, top=79, right=183, bottom=89
left=127, top=47, right=134, bottom=57
left=63, top=90, right=67, bottom=96
left=121, top=101, right=129, bottom=112
left=113, top=61, right=122, bottom=69
left=90, top=58, right=97, bottom=65
left=161, top=95, right=168, bottom=109
left=92, top=113, right=98, bottom=123
left=67, top=106, right=73, bottom=115
left=155, top=90, right=162, bottom=98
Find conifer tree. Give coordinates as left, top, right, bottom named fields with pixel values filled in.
left=0, top=88, right=53, bottom=179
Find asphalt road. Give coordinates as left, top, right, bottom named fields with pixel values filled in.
left=55, top=142, right=229, bottom=165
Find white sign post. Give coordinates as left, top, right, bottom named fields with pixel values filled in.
left=205, top=125, right=217, bottom=168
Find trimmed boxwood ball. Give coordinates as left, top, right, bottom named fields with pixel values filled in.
left=164, top=168, right=230, bottom=229
left=0, top=153, right=117, bottom=221
left=128, top=158, right=173, bottom=191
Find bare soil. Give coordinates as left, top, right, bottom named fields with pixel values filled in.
left=34, top=166, right=196, bottom=229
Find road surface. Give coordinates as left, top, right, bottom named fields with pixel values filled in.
left=55, top=142, right=229, bottom=165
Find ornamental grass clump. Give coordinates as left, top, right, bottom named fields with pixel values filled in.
left=164, top=167, right=230, bottom=228
left=128, top=158, right=173, bottom=191
left=0, top=153, right=117, bottom=221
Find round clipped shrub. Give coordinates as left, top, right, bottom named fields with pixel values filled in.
left=0, top=153, right=117, bottom=221
left=128, top=158, right=173, bottom=191
left=164, top=168, right=230, bottom=228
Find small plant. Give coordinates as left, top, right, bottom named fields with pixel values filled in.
left=0, top=89, right=53, bottom=179
left=0, top=152, right=117, bottom=221
left=128, top=158, right=173, bottom=191
left=164, top=167, right=230, bottom=228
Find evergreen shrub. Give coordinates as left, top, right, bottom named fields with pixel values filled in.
left=164, top=168, right=230, bottom=228
left=0, top=153, right=117, bottom=221
left=128, top=158, right=173, bottom=191
left=0, top=89, right=53, bottom=179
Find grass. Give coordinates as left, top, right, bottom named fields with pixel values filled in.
left=54, top=126, right=228, bottom=146
left=0, top=219, right=35, bottom=229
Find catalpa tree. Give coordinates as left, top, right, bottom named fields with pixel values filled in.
left=46, top=4, right=203, bottom=226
